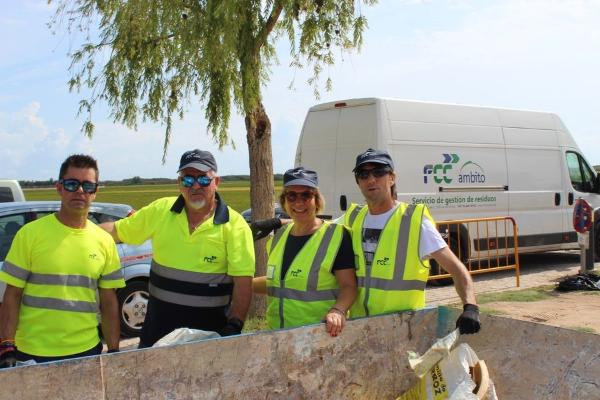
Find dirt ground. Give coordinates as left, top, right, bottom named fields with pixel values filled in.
left=426, top=251, right=600, bottom=335
left=482, top=291, right=600, bottom=333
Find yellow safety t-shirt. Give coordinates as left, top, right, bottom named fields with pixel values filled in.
left=115, top=194, right=255, bottom=309
left=0, top=214, right=124, bottom=357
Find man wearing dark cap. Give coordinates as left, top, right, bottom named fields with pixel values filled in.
left=344, top=148, right=481, bottom=335
left=101, top=149, right=255, bottom=347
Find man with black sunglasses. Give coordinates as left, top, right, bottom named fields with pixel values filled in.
left=0, top=154, right=124, bottom=368
left=100, top=149, right=255, bottom=347
left=344, top=148, right=481, bottom=335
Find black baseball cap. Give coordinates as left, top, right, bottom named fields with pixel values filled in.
left=177, top=149, right=218, bottom=173
left=283, top=167, right=318, bottom=188
left=352, top=148, right=394, bottom=172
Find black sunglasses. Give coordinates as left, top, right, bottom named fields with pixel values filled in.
left=180, top=175, right=213, bottom=188
left=284, top=191, right=315, bottom=202
left=355, top=167, right=391, bottom=180
left=60, top=179, right=98, bottom=194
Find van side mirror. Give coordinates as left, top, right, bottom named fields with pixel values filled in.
left=340, top=195, right=348, bottom=211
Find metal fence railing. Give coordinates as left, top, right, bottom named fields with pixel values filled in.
left=429, top=216, right=520, bottom=287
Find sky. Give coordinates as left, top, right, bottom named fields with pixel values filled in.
left=1, top=0, right=600, bottom=181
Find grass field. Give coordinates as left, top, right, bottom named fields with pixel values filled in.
left=24, top=181, right=284, bottom=212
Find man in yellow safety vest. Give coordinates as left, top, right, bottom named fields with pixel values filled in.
left=101, top=149, right=255, bottom=347
left=345, top=148, right=480, bottom=334
left=0, top=154, right=124, bottom=367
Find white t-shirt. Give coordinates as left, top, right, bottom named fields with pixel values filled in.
left=359, top=203, right=446, bottom=266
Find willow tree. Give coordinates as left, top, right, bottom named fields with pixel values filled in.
left=52, top=0, right=376, bottom=283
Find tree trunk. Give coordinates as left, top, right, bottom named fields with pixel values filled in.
left=246, top=101, right=274, bottom=318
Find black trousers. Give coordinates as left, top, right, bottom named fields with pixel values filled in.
left=138, top=297, right=228, bottom=348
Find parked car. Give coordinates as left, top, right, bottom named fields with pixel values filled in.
left=241, top=202, right=290, bottom=223
left=0, top=201, right=150, bottom=338
left=0, top=180, right=25, bottom=202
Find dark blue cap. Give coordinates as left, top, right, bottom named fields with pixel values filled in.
left=352, top=148, right=394, bottom=172
left=178, top=149, right=218, bottom=173
left=283, top=167, right=318, bottom=188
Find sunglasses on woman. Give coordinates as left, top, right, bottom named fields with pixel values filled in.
left=284, top=191, right=315, bottom=202
left=59, top=179, right=98, bottom=194
left=180, top=175, right=214, bottom=188
left=355, top=167, right=391, bottom=180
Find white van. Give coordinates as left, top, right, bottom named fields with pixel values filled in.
left=295, top=98, right=600, bottom=258
left=0, top=180, right=25, bottom=202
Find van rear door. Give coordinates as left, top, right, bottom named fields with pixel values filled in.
left=296, top=100, right=379, bottom=217
left=503, top=120, right=565, bottom=249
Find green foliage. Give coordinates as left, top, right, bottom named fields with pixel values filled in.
left=476, top=286, right=555, bottom=304
left=51, top=0, right=377, bottom=157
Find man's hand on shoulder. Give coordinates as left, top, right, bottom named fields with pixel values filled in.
left=250, top=218, right=282, bottom=241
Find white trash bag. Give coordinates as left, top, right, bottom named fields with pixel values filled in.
left=153, top=328, right=221, bottom=347
left=397, top=329, right=498, bottom=400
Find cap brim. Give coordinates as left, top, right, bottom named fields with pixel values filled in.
left=284, top=178, right=318, bottom=188
left=177, top=162, right=213, bottom=173
left=352, top=160, right=392, bottom=172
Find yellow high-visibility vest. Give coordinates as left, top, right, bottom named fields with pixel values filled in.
left=345, top=203, right=432, bottom=317
left=265, top=221, right=344, bottom=329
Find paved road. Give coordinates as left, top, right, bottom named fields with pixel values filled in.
left=426, top=250, right=598, bottom=306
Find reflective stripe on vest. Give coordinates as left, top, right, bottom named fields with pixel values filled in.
left=3, top=261, right=99, bottom=313
left=266, top=286, right=338, bottom=301
left=266, top=222, right=342, bottom=328
left=4, top=261, right=103, bottom=289
left=148, top=283, right=231, bottom=307
left=100, top=268, right=124, bottom=281
left=2, top=260, right=119, bottom=289
left=22, top=295, right=99, bottom=313
left=149, top=260, right=232, bottom=307
left=345, top=204, right=364, bottom=228
left=350, top=203, right=429, bottom=317
left=1, top=261, right=30, bottom=281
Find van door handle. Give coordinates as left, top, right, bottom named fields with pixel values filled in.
left=568, top=192, right=574, bottom=205
left=340, top=195, right=348, bottom=211
left=554, top=193, right=560, bottom=206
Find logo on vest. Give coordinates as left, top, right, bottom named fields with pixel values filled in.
left=203, top=255, right=217, bottom=263
left=290, top=268, right=302, bottom=277
left=375, top=257, right=390, bottom=266
left=88, top=253, right=98, bottom=260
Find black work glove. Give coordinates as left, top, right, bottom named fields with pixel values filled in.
left=250, top=218, right=282, bottom=241
left=220, top=317, right=244, bottom=337
left=456, top=304, right=481, bottom=334
left=0, top=341, right=17, bottom=369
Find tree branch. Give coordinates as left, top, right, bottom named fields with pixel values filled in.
left=255, top=0, right=284, bottom=53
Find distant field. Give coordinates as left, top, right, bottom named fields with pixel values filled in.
left=24, top=180, right=284, bottom=212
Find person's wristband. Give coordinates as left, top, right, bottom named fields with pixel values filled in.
left=0, top=339, right=15, bottom=345
left=463, top=303, right=479, bottom=312
left=328, top=307, right=346, bottom=317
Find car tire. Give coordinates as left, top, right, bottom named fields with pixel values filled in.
left=117, top=280, right=149, bottom=338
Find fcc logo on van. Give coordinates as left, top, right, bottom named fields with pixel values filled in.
left=423, top=154, right=486, bottom=184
